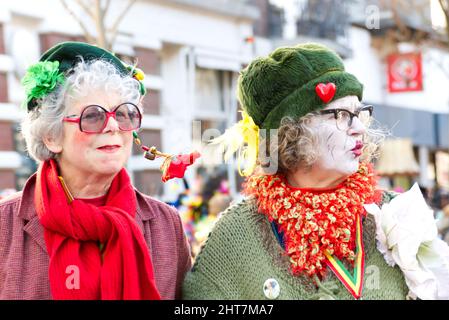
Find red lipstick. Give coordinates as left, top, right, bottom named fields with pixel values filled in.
left=351, top=141, right=363, bottom=157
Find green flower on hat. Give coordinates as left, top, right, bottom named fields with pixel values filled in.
left=21, top=60, right=65, bottom=109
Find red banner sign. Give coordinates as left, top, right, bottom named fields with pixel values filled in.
left=387, top=52, right=423, bottom=93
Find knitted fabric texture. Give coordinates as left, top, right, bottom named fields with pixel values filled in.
left=242, top=163, right=380, bottom=279
left=237, top=43, right=363, bottom=129
left=183, top=193, right=409, bottom=300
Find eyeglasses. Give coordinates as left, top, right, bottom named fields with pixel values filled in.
left=316, top=105, right=373, bottom=131
left=63, top=102, right=142, bottom=133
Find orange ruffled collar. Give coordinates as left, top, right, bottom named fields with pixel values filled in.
left=243, top=163, right=381, bottom=278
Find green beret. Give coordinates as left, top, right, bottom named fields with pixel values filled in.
left=22, top=41, right=145, bottom=111
left=40, top=41, right=129, bottom=76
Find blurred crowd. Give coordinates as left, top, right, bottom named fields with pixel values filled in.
left=166, top=167, right=234, bottom=258
left=421, top=185, right=449, bottom=244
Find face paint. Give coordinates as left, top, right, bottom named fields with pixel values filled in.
left=311, top=96, right=366, bottom=176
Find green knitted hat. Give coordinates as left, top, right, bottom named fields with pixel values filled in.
left=22, top=41, right=146, bottom=111
left=237, top=43, right=363, bottom=129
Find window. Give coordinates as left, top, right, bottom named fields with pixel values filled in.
left=0, top=24, right=5, bottom=54
left=133, top=169, right=164, bottom=196
left=0, top=170, right=15, bottom=190
left=195, top=68, right=225, bottom=113
left=0, top=73, right=8, bottom=102
left=115, top=53, right=136, bottom=66
left=142, top=90, right=160, bottom=115
left=39, top=33, right=86, bottom=53
left=296, top=0, right=349, bottom=41
left=197, top=119, right=227, bottom=138
left=0, top=122, right=14, bottom=151
left=134, top=47, right=160, bottom=75
left=132, top=129, right=162, bottom=155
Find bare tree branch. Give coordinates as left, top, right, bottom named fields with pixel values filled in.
left=439, top=0, right=449, bottom=13
left=390, top=0, right=412, bottom=41
left=388, top=0, right=449, bottom=76
left=103, top=0, right=112, bottom=20
left=109, top=0, right=137, bottom=46
left=60, top=0, right=95, bottom=44
left=438, top=0, right=449, bottom=41
left=61, top=0, right=137, bottom=49
left=378, top=0, right=389, bottom=11
left=74, top=0, right=95, bottom=19
left=94, top=0, right=108, bottom=49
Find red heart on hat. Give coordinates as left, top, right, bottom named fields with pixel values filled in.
left=315, top=82, right=336, bottom=103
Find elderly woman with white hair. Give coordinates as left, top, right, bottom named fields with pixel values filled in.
left=183, top=43, right=449, bottom=300
left=0, top=42, right=191, bottom=300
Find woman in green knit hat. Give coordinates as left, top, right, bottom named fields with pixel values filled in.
left=183, top=43, right=449, bottom=300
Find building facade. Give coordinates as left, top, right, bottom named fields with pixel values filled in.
left=2, top=0, right=447, bottom=200
left=346, top=0, right=449, bottom=192
left=0, top=0, right=260, bottom=201
left=270, top=0, right=449, bottom=193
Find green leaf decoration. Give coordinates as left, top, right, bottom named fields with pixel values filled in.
left=21, top=61, right=65, bottom=109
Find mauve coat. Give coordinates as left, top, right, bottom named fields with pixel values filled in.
left=0, top=174, right=192, bottom=300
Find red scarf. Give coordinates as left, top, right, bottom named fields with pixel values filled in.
left=243, top=163, right=382, bottom=278
left=34, top=159, right=161, bottom=300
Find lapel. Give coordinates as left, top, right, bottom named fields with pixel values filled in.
left=17, top=174, right=47, bottom=253
left=134, top=189, right=158, bottom=256
left=23, top=215, right=47, bottom=253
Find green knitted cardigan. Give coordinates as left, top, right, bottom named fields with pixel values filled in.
left=183, top=192, right=409, bottom=300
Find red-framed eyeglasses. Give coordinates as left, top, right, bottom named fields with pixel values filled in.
left=63, top=102, right=142, bottom=133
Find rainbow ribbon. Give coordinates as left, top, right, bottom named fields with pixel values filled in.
left=324, top=214, right=365, bottom=299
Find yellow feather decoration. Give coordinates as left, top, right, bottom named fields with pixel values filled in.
left=210, top=110, right=259, bottom=176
